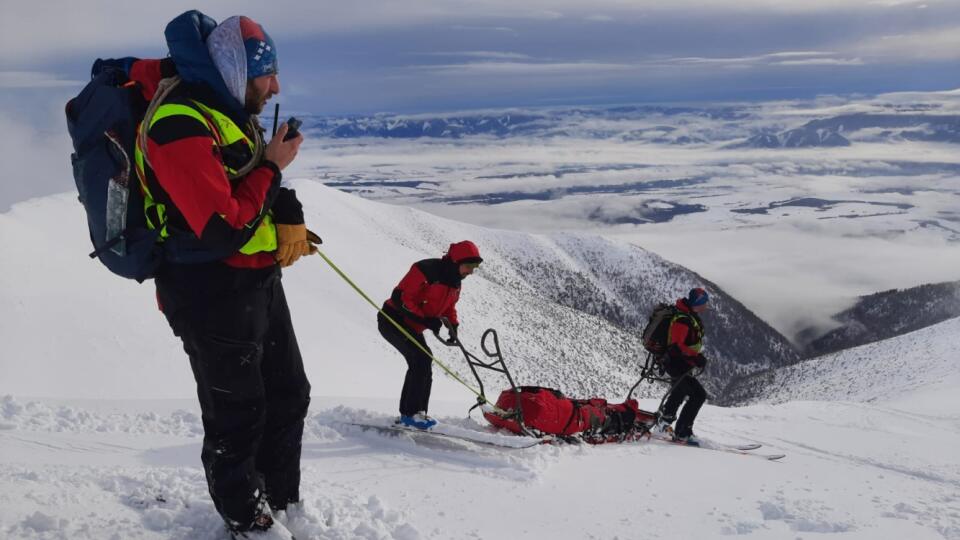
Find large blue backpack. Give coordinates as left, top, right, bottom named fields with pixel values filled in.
left=65, top=59, right=162, bottom=282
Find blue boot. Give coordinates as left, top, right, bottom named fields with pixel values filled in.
left=398, top=411, right=437, bottom=430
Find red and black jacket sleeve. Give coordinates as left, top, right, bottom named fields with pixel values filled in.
left=441, top=296, right=459, bottom=326
left=145, top=112, right=282, bottom=255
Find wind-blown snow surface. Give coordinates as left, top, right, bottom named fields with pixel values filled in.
left=2, top=187, right=958, bottom=539
left=2, top=389, right=958, bottom=539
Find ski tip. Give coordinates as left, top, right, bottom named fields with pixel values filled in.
left=728, top=443, right=762, bottom=451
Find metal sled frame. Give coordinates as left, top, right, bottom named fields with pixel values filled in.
left=447, top=328, right=538, bottom=437
left=450, top=330, right=660, bottom=442
left=625, top=351, right=673, bottom=401
left=626, top=353, right=705, bottom=429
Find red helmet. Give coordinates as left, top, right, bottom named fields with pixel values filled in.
left=447, top=241, right=482, bottom=265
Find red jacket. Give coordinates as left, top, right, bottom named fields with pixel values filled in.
left=382, top=241, right=481, bottom=333
left=132, top=59, right=283, bottom=269
left=384, top=258, right=461, bottom=333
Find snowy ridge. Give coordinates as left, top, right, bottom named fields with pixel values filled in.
left=797, top=281, right=960, bottom=357
left=298, top=182, right=797, bottom=398
left=0, top=189, right=643, bottom=402
left=725, top=317, right=960, bottom=407
left=0, top=184, right=793, bottom=404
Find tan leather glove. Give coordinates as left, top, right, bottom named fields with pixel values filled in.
left=275, top=224, right=319, bottom=267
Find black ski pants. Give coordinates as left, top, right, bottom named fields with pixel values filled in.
left=163, top=274, right=311, bottom=528
left=378, top=311, right=433, bottom=417
left=660, top=370, right=706, bottom=439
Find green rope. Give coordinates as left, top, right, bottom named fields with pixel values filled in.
left=314, top=249, right=496, bottom=408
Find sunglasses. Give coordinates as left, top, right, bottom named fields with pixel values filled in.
left=463, top=262, right=481, bottom=270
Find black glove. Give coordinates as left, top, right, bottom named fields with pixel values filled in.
left=449, top=324, right=459, bottom=343
left=424, top=318, right=443, bottom=332
left=693, top=354, right=707, bottom=368
left=654, top=355, right=666, bottom=376
left=271, top=188, right=304, bottom=225
left=439, top=317, right=459, bottom=345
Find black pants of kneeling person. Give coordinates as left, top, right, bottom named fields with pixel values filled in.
left=160, top=270, right=311, bottom=528
left=660, top=363, right=707, bottom=439
left=378, top=312, right=433, bottom=417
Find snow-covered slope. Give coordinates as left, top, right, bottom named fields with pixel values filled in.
left=1, top=188, right=958, bottom=539
left=0, top=183, right=792, bottom=404
left=725, top=316, right=960, bottom=408
left=3, top=384, right=958, bottom=539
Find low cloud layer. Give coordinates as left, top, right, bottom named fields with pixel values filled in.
left=0, top=89, right=76, bottom=211
left=286, top=90, right=960, bottom=338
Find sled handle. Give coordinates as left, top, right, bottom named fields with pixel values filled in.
left=481, top=328, right=502, bottom=358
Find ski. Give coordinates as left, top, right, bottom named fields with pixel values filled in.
left=648, top=434, right=784, bottom=460
left=722, top=442, right=762, bottom=451
left=343, top=422, right=782, bottom=457
left=345, top=422, right=545, bottom=450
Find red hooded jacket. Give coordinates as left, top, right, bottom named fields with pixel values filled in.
left=383, top=241, right=482, bottom=333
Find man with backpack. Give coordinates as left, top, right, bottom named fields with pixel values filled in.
left=127, top=12, right=312, bottom=539
left=652, top=288, right=710, bottom=445
left=378, top=241, right=483, bottom=430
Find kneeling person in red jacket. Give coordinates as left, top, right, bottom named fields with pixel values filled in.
left=379, top=241, right=482, bottom=429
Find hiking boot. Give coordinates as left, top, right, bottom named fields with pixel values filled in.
left=398, top=411, right=437, bottom=430
left=672, top=432, right=701, bottom=447
left=227, top=510, right=296, bottom=540
left=229, top=512, right=296, bottom=540
left=652, top=419, right=673, bottom=436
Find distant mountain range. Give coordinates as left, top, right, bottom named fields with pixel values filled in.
left=296, top=107, right=960, bottom=149
left=795, top=281, right=960, bottom=358
left=731, top=113, right=960, bottom=149
left=298, top=105, right=748, bottom=142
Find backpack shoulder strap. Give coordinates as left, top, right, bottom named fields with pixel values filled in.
left=136, top=76, right=184, bottom=173
left=137, top=76, right=264, bottom=180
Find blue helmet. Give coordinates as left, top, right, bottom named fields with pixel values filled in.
left=687, top=287, right=709, bottom=307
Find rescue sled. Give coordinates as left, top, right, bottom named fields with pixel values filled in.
left=445, top=328, right=661, bottom=444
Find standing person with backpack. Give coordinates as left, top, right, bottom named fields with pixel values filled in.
left=379, top=241, right=483, bottom=430
left=133, top=11, right=315, bottom=540
left=653, top=288, right=710, bottom=445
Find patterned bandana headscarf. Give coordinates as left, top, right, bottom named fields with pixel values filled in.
left=206, top=16, right=278, bottom=105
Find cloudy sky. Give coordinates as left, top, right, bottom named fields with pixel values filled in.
left=5, top=0, right=960, bottom=203
left=3, top=0, right=960, bottom=116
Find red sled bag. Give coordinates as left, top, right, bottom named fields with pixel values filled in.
left=484, top=386, right=655, bottom=441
